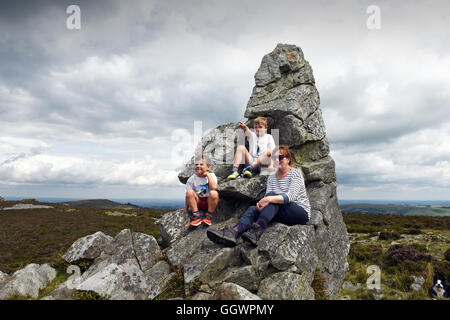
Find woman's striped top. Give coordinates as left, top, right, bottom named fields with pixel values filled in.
left=265, top=167, right=311, bottom=219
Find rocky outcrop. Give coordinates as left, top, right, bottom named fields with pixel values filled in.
left=176, top=43, right=350, bottom=298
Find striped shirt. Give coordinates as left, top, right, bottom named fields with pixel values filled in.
left=265, top=167, right=311, bottom=219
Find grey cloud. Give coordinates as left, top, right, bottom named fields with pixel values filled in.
left=1, top=0, right=450, bottom=198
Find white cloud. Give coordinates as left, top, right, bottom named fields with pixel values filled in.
left=0, top=152, right=181, bottom=188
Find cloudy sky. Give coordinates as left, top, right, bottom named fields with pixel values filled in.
left=0, top=0, right=449, bottom=201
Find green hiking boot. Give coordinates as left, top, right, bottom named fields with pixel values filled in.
left=227, top=170, right=240, bottom=181
left=242, top=168, right=253, bottom=178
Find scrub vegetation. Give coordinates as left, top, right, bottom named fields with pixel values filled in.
left=338, top=212, right=450, bottom=300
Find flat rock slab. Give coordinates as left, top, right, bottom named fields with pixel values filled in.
left=2, top=204, right=54, bottom=210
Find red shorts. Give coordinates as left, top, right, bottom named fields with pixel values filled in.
left=197, top=197, right=209, bottom=211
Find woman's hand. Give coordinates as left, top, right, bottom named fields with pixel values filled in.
left=256, top=197, right=271, bottom=211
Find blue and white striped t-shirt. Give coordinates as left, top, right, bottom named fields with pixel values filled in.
left=265, top=167, right=311, bottom=219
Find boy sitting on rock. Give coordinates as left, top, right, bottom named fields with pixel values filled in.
left=182, top=154, right=218, bottom=227
left=227, top=117, right=276, bottom=180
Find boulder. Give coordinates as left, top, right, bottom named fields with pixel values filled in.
left=72, top=229, right=168, bottom=300
left=165, top=221, right=242, bottom=291
left=257, top=272, right=314, bottom=300
left=178, top=122, right=240, bottom=184
left=0, top=264, right=56, bottom=299
left=0, top=271, right=9, bottom=284
left=411, top=276, right=425, bottom=291
left=257, top=223, right=318, bottom=283
left=63, top=231, right=113, bottom=263
left=212, top=282, right=261, bottom=300
left=217, top=175, right=268, bottom=201
left=156, top=210, right=190, bottom=247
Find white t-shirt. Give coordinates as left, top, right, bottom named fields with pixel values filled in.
left=185, top=173, right=218, bottom=198
left=247, top=131, right=276, bottom=160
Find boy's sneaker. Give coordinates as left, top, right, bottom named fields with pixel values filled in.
left=242, top=168, right=253, bottom=178
left=227, top=170, right=240, bottom=181
left=202, top=212, right=212, bottom=226
left=207, top=226, right=238, bottom=247
left=189, top=211, right=203, bottom=227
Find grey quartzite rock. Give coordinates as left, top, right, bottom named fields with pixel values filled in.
left=156, top=210, right=190, bottom=247
left=258, top=272, right=314, bottom=300
left=72, top=229, right=168, bottom=300
left=213, top=282, right=261, bottom=300
left=0, top=271, right=9, bottom=284
left=63, top=231, right=113, bottom=263
left=0, top=264, right=56, bottom=299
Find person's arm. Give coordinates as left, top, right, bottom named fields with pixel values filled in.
left=267, top=136, right=276, bottom=157
left=257, top=194, right=283, bottom=210
left=238, top=121, right=249, bottom=132
left=257, top=175, right=283, bottom=211
left=206, top=172, right=218, bottom=191
left=284, top=169, right=305, bottom=204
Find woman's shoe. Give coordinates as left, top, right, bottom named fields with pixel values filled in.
left=207, top=226, right=238, bottom=247
left=241, top=223, right=264, bottom=246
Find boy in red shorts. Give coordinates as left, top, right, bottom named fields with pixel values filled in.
left=183, top=154, right=218, bottom=227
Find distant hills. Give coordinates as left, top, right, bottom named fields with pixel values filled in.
left=340, top=203, right=450, bottom=216
left=62, top=199, right=141, bottom=209
left=3, top=196, right=450, bottom=215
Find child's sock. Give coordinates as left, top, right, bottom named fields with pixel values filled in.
left=246, top=164, right=255, bottom=172
left=232, top=166, right=239, bottom=172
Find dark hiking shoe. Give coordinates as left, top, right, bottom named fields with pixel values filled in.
left=241, top=223, right=264, bottom=246
left=206, top=226, right=238, bottom=247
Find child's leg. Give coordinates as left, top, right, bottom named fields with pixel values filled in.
left=233, top=145, right=251, bottom=168
left=186, top=189, right=199, bottom=212
left=207, top=190, right=219, bottom=213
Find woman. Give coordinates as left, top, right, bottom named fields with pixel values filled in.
left=207, top=145, right=311, bottom=247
